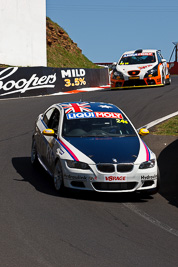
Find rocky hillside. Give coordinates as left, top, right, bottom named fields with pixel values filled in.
left=46, top=17, right=97, bottom=68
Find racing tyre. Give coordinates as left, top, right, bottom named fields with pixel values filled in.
left=161, top=72, right=166, bottom=86
left=166, top=74, right=171, bottom=85
left=31, top=139, right=39, bottom=167
left=53, top=160, right=64, bottom=192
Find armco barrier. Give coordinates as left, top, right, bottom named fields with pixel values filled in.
left=0, top=67, right=109, bottom=99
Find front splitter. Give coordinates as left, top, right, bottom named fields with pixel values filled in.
left=110, top=84, right=164, bottom=90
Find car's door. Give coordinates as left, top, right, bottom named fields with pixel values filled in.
left=37, top=107, right=60, bottom=171
left=35, top=107, right=55, bottom=165
left=157, top=51, right=167, bottom=81
left=41, top=107, right=60, bottom=173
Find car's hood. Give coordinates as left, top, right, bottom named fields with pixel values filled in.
left=64, top=136, right=140, bottom=164
left=116, top=62, right=157, bottom=75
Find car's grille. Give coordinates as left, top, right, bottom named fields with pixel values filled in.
left=96, top=164, right=115, bottom=173
left=117, top=163, right=133, bottom=172
left=124, top=80, right=146, bottom=86
left=92, top=182, right=137, bottom=191
left=128, top=70, right=140, bottom=76
left=147, top=79, right=156, bottom=85
left=96, top=163, right=133, bottom=173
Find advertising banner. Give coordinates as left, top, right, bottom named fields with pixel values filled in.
left=0, top=67, right=109, bottom=99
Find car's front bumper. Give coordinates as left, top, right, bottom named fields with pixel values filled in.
left=110, top=76, right=163, bottom=89
left=110, top=83, right=164, bottom=90
left=62, top=161, right=158, bottom=193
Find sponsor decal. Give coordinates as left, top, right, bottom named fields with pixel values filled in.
left=119, top=62, right=129, bottom=65
left=64, top=78, right=86, bottom=87
left=67, top=112, right=95, bottom=119
left=57, top=139, right=79, bottom=161
left=95, top=112, right=123, bottom=118
left=57, top=147, right=65, bottom=156
left=138, top=65, right=152, bottom=70
left=64, top=174, right=88, bottom=181
left=62, top=102, right=92, bottom=113
left=116, top=119, right=128, bottom=124
left=141, top=174, right=157, bottom=180
left=105, top=176, right=126, bottom=181
left=123, top=53, right=153, bottom=57
left=138, top=53, right=153, bottom=56
left=61, top=69, right=85, bottom=78
left=129, top=77, right=140, bottom=80
left=123, top=53, right=136, bottom=57
left=61, top=69, right=86, bottom=88
left=98, top=105, right=113, bottom=109
left=0, top=67, right=56, bottom=96
left=67, top=112, right=123, bottom=120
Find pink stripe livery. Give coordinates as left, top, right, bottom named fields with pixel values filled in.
left=58, top=139, right=79, bottom=161
left=142, top=141, right=150, bottom=161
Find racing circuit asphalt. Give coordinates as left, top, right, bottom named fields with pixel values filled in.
left=0, top=76, right=178, bottom=267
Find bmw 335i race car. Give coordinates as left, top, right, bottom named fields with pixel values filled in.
left=110, top=49, right=171, bottom=89
left=31, top=101, right=159, bottom=194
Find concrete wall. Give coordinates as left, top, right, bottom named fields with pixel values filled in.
left=0, top=0, right=47, bottom=67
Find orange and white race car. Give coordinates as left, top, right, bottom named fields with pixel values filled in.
left=110, top=49, right=171, bottom=89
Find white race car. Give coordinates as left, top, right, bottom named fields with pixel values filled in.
left=110, top=49, right=171, bottom=89
left=31, top=101, right=159, bottom=194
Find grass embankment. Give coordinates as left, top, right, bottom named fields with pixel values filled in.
left=150, top=116, right=178, bottom=136
left=47, top=44, right=97, bottom=68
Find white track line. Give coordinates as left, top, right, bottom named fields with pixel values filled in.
left=131, top=112, right=178, bottom=238
left=124, top=203, right=178, bottom=237
left=141, top=111, right=178, bottom=129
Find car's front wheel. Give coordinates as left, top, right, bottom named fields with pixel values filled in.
left=31, top=139, right=39, bottom=167
left=166, top=74, right=171, bottom=85
left=53, top=160, right=64, bottom=191
left=162, top=72, right=166, bottom=86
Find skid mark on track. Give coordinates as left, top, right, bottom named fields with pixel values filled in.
left=123, top=203, right=178, bottom=237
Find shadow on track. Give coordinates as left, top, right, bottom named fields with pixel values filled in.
left=12, top=157, right=58, bottom=196
left=158, top=139, right=178, bottom=208
left=12, top=157, right=153, bottom=203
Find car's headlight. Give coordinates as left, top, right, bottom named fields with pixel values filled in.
left=139, top=159, right=155, bottom=169
left=113, top=71, right=124, bottom=79
left=144, top=65, right=158, bottom=78
left=66, top=160, right=90, bottom=170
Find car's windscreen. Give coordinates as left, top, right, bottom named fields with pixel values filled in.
left=119, top=52, right=156, bottom=65
left=62, top=115, right=137, bottom=137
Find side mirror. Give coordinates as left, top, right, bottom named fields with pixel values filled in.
left=138, top=128, right=149, bottom=136
left=42, top=129, right=55, bottom=136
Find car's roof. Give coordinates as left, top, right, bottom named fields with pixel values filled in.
left=122, top=49, right=157, bottom=55
left=56, top=102, right=122, bottom=113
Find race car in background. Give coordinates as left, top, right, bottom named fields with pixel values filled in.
left=31, top=101, right=159, bottom=195
left=110, top=49, right=171, bottom=89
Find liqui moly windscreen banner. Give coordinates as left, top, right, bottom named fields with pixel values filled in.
left=0, top=67, right=109, bottom=98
